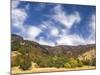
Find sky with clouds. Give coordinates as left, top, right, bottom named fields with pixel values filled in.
left=11, top=0, right=96, bottom=46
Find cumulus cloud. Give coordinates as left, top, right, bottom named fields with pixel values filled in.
left=52, top=5, right=81, bottom=29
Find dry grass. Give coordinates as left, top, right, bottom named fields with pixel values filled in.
left=11, top=66, right=96, bottom=75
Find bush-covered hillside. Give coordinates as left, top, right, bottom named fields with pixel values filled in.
left=11, top=34, right=96, bottom=70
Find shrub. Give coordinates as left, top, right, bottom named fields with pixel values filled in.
left=82, top=59, right=92, bottom=66
left=80, top=57, right=96, bottom=66
left=92, top=58, right=96, bottom=66
left=11, top=41, right=20, bottom=51
left=37, top=60, right=48, bottom=67
left=35, top=57, right=47, bottom=67
left=68, top=58, right=78, bottom=68
left=18, top=45, right=29, bottom=55
left=50, top=56, right=68, bottom=68
left=77, top=59, right=83, bottom=67
left=88, top=58, right=96, bottom=66
left=20, top=61, right=32, bottom=70
left=20, top=55, right=32, bottom=70
left=35, top=55, right=68, bottom=68
left=64, top=63, right=71, bottom=68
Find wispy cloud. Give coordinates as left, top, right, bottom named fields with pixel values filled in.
left=12, top=9, right=27, bottom=29
left=87, top=14, right=96, bottom=44
left=11, top=1, right=95, bottom=46
left=12, top=1, right=42, bottom=41
left=50, top=27, right=59, bottom=36
left=57, top=34, right=85, bottom=45
left=36, top=5, right=83, bottom=46
left=12, top=1, right=27, bottom=30
left=89, top=14, right=95, bottom=34
left=25, top=26, right=42, bottom=40
left=52, top=5, right=81, bottom=29
left=40, top=5, right=95, bottom=46
left=37, top=36, right=55, bottom=46
left=56, top=13, right=96, bottom=46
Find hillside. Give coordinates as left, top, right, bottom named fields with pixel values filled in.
left=11, top=34, right=95, bottom=56
left=42, top=44, right=95, bottom=58
left=11, top=34, right=96, bottom=74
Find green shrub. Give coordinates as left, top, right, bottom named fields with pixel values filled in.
left=34, top=56, right=84, bottom=68
left=50, top=56, right=68, bottom=68
left=37, top=60, right=48, bottom=67
left=11, top=41, right=20, bottom=51
left=82, top=59, right=89, bottom=65
left=92, top=58, right=96, bottom=66
left=20, top=61, right=32, bottom=70
left=19, top=55, right=32, bottom=70
left=77, top=59, right=83, bottom=67
left=64, top=63, right=71, bottom=68
left=88, top=58, right=96, bottom=66
left=68, top=58, right=78, bottom=68
left=34, top=57, right=51, bottom=67
left=35, top=55, right=68, bottom=68
left=18, top=45, right=29, bottom=55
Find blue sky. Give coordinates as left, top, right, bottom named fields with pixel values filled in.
left=11, top=0, right=96, bottom=46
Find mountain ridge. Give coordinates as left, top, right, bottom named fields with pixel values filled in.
left=11, top=34, right=95, bottom=47
left=11, top=34, right=96, bottom=60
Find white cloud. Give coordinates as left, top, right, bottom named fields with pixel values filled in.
left=35, top=4, right=83, bottom=46
left=39, top=19, right=87, bottom=46
left=90, top=14, right=95, bottom=33
left=52, top=5, right=81, bottom=29
left=40, top=21, right=52, bottom=29
left=12, top=0, right=27, bottom=30
left=25, top=26, right=42, bottom=40
left=48, top=5, right=95, bottom=46
left=40, top=20, right=61, bottom=38
left=56, top=14, right=96, bottom=46
left=57, top=34, right=85, bottom=46
left=11, top=1, right=95, bottom=46
left=12, top=1, right=42, bottom=41
left=36, top=6, right=83, bottom=46
left=37, top=36, right=55, bottom=46
left=50, top=28, right=59, bottom=36
left=87, top=14, right=96, bottom=44
left=12, top=9, right=27, bottom=29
